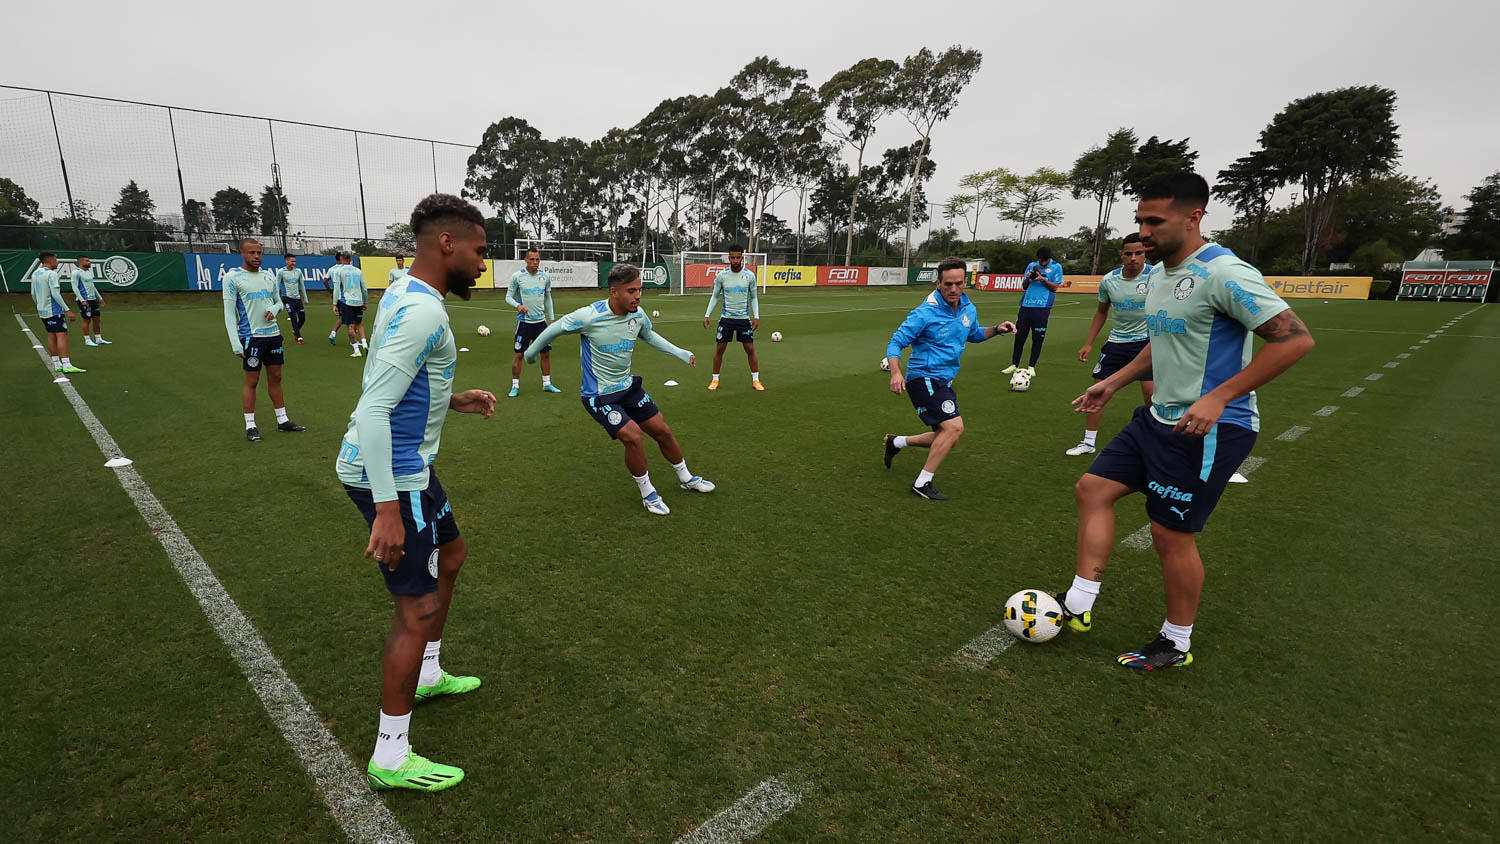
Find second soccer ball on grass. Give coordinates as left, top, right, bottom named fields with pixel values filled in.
left=771, top=331, right=783, bottom=342
left=477, top=325, right=491, bottom=336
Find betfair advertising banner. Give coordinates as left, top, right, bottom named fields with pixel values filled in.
left=1, top=249, right=188, bottom=292
left=1267, top=276, right=1373, bottom=300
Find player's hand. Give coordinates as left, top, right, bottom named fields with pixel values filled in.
left=702, top=317, right=710, bottom=329
left=1072, top=380, right=1117, bottom=414
left=1077, top=345, right=1091, bottom=362
left=889, top=369, right=905, bottom=395
left=1174, top=394, right=1227, bottom=437
left=997, top=321, right=1016, bottom=335
left=235, top=352, right=245, bottom=359
left=688, top=354, right=697, bottom=366
left=517, top=304, right=529, bottom=315
left=264, top=310, right=275, bottom=322
left=450, top=389, right=497, bottom=419
left=66, top=310, right=77, bottom=321
left=752, top=318, right=760, bottom=331
left=367, top=503, right=405, bottom=571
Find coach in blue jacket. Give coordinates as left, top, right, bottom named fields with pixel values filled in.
left=882, top=257, right=1016, bottom=501
left=1006, top=246, right=1064, bottom=375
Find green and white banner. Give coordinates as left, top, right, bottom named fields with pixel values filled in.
left=1, top=249, right=189, bottom=293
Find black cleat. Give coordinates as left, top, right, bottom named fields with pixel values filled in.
left=883, top=434, right=899, bottom=469
left=1117, top=634, right=1192, bottom=670
left=246, top=426, right=263, bottom=442
left=277, top=420, right=307, bottom=432
left=911, top=482, right=948, bottom=501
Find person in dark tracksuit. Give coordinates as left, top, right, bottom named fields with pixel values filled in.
left=1006, top=246, right=1063, bottom=376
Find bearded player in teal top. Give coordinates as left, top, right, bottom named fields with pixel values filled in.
left=702, top=245, right=763, bottom=391
left=70, top=255, right=110, bottom=346
left=1057, top=173, right=1314, bottom=671
left=337, top=193, right=497, bottom=793
left=527, top=263, right=714, bottom=515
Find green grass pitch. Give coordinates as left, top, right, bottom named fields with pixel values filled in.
left=4, top=288, right=1497, bottom=840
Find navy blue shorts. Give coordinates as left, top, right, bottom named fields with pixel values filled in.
left=78, top=299, right=101, bottom=320
left=1016, top=306, right=1051, bottom=335
left=241, top=334, right=285, bottom=372
left=1093, top=339, right=1152, bottom=382
left=583, top=376, right=660, bottom=439
left=344, top=471, right=459, bottom=595
left=1088, top=405, right=1257, bottom=533
left=514, top=319, right=551, bottom=354
left=42, top=315, right=68, bottom=333
left=281, top=296, right=304, bottom=313
left=906, top=375, right=961, bottom=429
left=716, top=318, right=754, bottom=344
left=336, top=303, right=365, bottom=324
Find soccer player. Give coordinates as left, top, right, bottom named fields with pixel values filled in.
left=526, top=263, right=714, bottom=515
left=70, top=255, right=110, bottom=346
left=389, top=254, right=410, bottom=283
left=1059, top=172, right=1314, bottom=670
left=31, top=252, right=84, bottom=374
left=337, top=194, right=496, bottom=791
left=882, top=257, right=1015, bottom=500
left=222, top=238, right=306, bottom=442
left=329, top=251, right=369, bottom=356
left=702, top=246, right=763, bottom=391
left=504, top=247, right=561, bottom=397
left=276, top=254, right=310, bottom=344
left=1004, top=246, right=1063, bottom=376
left=1067, top=233, right=1155, bottom=456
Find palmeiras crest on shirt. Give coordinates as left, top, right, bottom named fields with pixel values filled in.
left=1173, top=277, right=1196, bottom=300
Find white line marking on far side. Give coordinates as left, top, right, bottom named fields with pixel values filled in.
left=1314, top=405, right=1339, bottom=417
left=1341, top=386, right=1365, bottom=398
left=1366, top=373, right=1384, bottom=381
left=1384, top=361, right=1400, bottom=369
left=677, top=777, right=804, bottom=844
left=1276, top=425, right=1312, bottom=442
left=1397, top=353, right=1411, bottom=359
left=953, top=625, right=1016, bottom=668
left=12, top=314, right=412, bottom=844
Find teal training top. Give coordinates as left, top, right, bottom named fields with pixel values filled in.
left=276, top=268, right=308, bottom=301
left=329, top=264, right=367, bottom=306
left=222, top=268, right=284, bottom=353
left=505, top=269, right=555, bottom=324
left=336, top=275, right=457, bottom=502
left=705, top=268, right=759, bottom=319
left=526, top=301, right=691, bottom=396
left=1097, top=265, right=1153, bottom=343
left=71, top=266, right=101, bottom=301
left=31, top=268, right=66, bottom=318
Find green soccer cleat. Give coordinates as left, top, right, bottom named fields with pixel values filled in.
left=62, top=364, right=87, bottom=373
left=1116, top=634, right=1193, bottom=671
left=1053, top=591, right=1091, bottom=633
left=414, top=670, right=482, bottom=704
left=1002, top=364, right=1018, bottom=375
left=366, top=750, right=464, bottom=792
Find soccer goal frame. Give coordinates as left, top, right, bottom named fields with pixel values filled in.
left=671, top=251, right=768, bottom=296
left=512, top=238, right=618, bottom=262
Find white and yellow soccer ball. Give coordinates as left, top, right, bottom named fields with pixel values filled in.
left=652, top=310, right=660, bottom=318
left=771, top=331, right=783, bottom=342
left=1003, top=589, right=1064, bottom=642
left=477, top=325, right=491, bottom=336
left=880, top=357, right=891, bottom=371
left=1009, top=369, right=1032, bottom=391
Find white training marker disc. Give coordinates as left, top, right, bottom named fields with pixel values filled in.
left=32, top=344, right=43, bottom=349
left=664, top=380, right=679, bottom=386
left=53, top=377, right=70, bottom=383
left=459, top=347, right=470, bottom=352
left=1228, top=472, right=1249, bottom=484
left=104, top=457, right=134, bottom=468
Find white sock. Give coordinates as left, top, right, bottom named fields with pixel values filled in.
left=51, top=355, right=61, bottom=369
left=543, top=375, right=552, bottom=386
left=274, top=406, right=289, bottom=424
left=915, top=469, right=934, bottom=487
left=1161, top=620, right=1193, bottom=652
left=419, top=640, right=442, bottom=686
left=61, top=357, right=72, bottom=367
left=633, top=472, right=656, bottom=498
left=1064, top=575, right=1101, bottom=614
left=329, top=329, right=337, bottom=338
left=512, top=378, right=520, bottom=389
left=372, top=710, right=411, bottom=770
left=671, top=460, right=693, bottom=483
left=1083, top=429, right=1098, bottom=447
left=351, top=340, right=360, bottom=350
left=94, top=334, right=103, bottom=342
left=893, top=436, right=908, bottom=449
left=243, top=412, right=257, bottom=430
left=751, top=371, right=760, bottom=381
left=711, top=373, right=720, bottom=381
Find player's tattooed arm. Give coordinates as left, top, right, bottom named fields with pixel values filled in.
left=1254, top=310, right=1311, bottom=343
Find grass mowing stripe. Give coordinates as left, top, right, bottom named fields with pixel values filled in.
left=1275, top=425, right=1312, bottom=442
left=952, top=624, right=1017, bottom=668
left=12, top=314, right=412, bottom=844
left=676, top=776, right=804, bottom=844
left=1314, top=406, right=1340, bottom=417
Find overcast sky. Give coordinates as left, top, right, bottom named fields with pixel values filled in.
left=3, top=0, right=1494, bottom=250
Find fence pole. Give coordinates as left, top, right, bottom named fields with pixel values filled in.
left=45, top=92, right=80, bottom=243
left=430, top=141, right=439, bottom=194
left=267, top=120, right=290, bottom=255
left=353, top=131, right=370, bottom=243
left=167, top=106, right=193, bottom=252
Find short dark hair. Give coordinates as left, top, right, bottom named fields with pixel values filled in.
left=1122, top=232, right=1143, bottom=246
left=239, top=237, right=261, bottom=251
left=336, top=250, right=351, bottom=262
left=285, top=253, right=296, bottom=260
left=525, top=247, right=541, bottom=257
left=1035, top=246, right=1052, bottom=260
left=727, top=245, right=744, bottom=255
left=607, top=263, right=640, bottom=286
left=1140, top=171, right=1210, bottom=210
left=935, top=257, right=967, bottom=279
left=38, top=251, right=55, bottom=261
left=77, top=253, right=89, bottom=259
left=410, top=192, right=485, bottom=238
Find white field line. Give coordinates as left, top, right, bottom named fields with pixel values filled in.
left=1397, top=353, right=1411, bottom=359
left=1275, top=425, right=1312, bottom=442
left=1314, top=405, right=1339, bottom=417
left=1366, top=373, right=1384, bottom=381
left=677, top=776, right=804, bottom=844
left=1384, top=361, right=1400, bottom=368
left=13, top=314, right=411, bottom=844
left=952, top=625, right=1016, bottom=668
left=1120, top=455, right=1268, bottom=550
left=1341, top=386, right=1364, bottom=397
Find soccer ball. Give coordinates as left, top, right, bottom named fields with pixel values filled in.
left=880, top=358, right=890, bottom=371
left=652, top=310, right=660, bottom=317
left=477, top=325, right=490, bottom=336
left=771, top=331, right=783, bottom=342
left=1009, top=370, right=1032, bottom=391
left=1003, top=589, right=1064, bottom=643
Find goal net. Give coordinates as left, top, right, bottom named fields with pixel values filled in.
left=671, top=251, right=767, bottom=296
left=512, top=238, right=618, bottom=262
left=155, top=240, right=229, bottom=253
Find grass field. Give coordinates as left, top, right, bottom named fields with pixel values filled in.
left=5, top=286, right=1497, bottom=841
